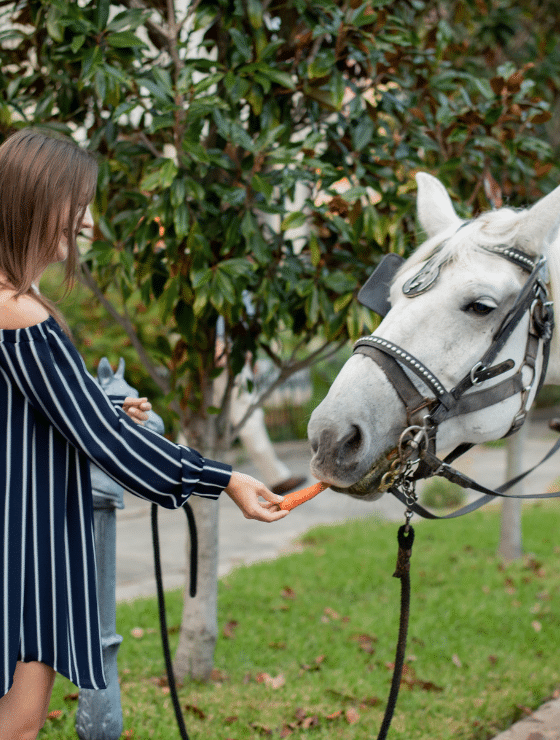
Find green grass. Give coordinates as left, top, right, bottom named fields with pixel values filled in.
left=420, top=477, right=467, bottom=509
left=41, top=503, right=560, bottom=739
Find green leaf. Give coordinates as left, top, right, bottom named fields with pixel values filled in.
left=246, top=0, right=263, bottom=30
left=257, top=67, right=295, bottom=90
left=175, top=300, right=195, bottom=337
left=191, top=266, right=213, bottom=289
left=95, top=0, right=111, bottom=30
left=333, top=293, right=354, bottom=312
left=229, top=28, right=252, bottom=62
left=251, top=174, right=273, bottom=200
left=81, top=47, right=103, bottom=79
left=106, top=31, right=147, bottom=48
left=352, top=117, right=375, bottom=151
left=152, top=67, right=174, bottom=97
left=281, top=211, right=306, bottom=231
left=107, top=8, right=148, bottom=33
left=46, top=5, right=64, bottom=42
left=173, top=203, right=190, bottom=240
left=140, top=159, right=178, bottom=191
left=309, top=233, right=321, bottom=268
left=170, top=178, right=186, bottom=209
left=148, top=114, right=175, bottom=134
left=71, top=35, right=86, bottom=54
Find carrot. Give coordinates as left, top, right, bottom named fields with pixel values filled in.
left=279, top=481, right=329, bottom=510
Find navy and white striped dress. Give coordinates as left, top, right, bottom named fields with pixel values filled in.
left=0, top=316, right=231, bottom=695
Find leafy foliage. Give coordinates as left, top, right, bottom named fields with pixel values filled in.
left=1, top=0, right=559, bottom=446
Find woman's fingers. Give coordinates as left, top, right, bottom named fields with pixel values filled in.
left=122, top=397, right=152, bottom=424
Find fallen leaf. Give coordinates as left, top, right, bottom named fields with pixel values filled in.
left=281, top=586, right=296, bottom=599
left=130, top=627, right=144, bottom=639
left=224, top=715, right=238, bottom=724
left=302, top=715, right=319, bottom=729
left=452, top=654, right=462, bottom=668
left=184, top=704, right=206, bottom=719
left=269, top=641, right=286, bottom=650
left=351, top=633, right=377, bottom=654
left=360, top=696, right=380, bottom=708
left=532, top=620, right=542, bottom=633
left=249, top=722, right=273, bottom=735
left=256, top=672, right=286, bottom=689
left=46, top=710, right=63, bottom=721
left=210, top=669, right=229, bottom=682
left=345, top=707, right=360, bottom=725
left=324, top=607, right=341, bottom=620
left=223, top=620, right=238, bottom=639
left=488, top=655, right=498, bottom=665
left=326, top=710, right=344, bottom=720
left=301, top=655, right=325, bottom=672
left=399, top=664, right=443, bottom=692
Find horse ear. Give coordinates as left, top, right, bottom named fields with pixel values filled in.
left=415, top=172, right=462, bottom=239
left=116, top=357, right=126, bottom=378
left=97, top=357, right=113, bottom=387
left=516, top=183, right=560, bottom=255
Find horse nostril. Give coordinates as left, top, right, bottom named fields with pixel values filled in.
left=341, top=425, right=362, bottom=454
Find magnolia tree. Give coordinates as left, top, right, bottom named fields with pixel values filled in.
left=1, top=0, right=558, bottom=679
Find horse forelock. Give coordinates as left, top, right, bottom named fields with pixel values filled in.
left=399, top=205, right=534, bottom=282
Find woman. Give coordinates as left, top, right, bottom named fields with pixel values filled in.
left=0, top=128, right=288, bottom=739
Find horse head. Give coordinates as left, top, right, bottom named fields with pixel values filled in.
left=97, top=357, right=136, bottom=397
left=308, top=174, right=560, bottom=499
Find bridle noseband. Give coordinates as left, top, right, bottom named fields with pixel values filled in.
left=354, top=245, right=554, bottom=506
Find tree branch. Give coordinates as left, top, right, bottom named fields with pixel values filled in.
left=230, top=339, right=346, bottom=437
left=78, top=263, right=171, bottom=396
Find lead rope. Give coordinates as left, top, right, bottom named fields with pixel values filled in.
left=376, top=523, right=415, bottom=740
left=151, top=502, right=198, bottom=740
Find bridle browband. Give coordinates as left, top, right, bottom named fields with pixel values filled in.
left=353, top=244, right=555, bottom=516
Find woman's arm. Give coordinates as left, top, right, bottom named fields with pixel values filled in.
left=0, top=320, right=230, bottom=508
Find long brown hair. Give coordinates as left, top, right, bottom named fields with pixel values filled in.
left=0, top=128, right=98, bottom=329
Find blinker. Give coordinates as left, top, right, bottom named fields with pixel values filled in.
left=358, top=253, right=405, bottom=317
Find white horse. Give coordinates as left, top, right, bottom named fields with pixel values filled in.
left=308, top=173, right=560, bottom=499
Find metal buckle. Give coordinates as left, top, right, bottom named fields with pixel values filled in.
left=470, top=362, right=484, bottom=386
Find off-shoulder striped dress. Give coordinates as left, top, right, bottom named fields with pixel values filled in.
left=0, top=316, right=231, bottom=695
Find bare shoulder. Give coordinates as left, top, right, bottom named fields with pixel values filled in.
left=0, top=293, right=50, bottom=329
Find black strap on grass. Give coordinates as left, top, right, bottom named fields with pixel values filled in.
left=376, top=525, right=415, bottom=740
left=151, top=502, right=198, bottom=740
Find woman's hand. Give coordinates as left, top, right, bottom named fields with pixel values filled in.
left=225, top=471, right=290, bottom=522
left=122, top=397, right=152, bottom=425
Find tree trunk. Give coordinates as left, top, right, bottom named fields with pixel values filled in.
left=174, top=494, right=220, bottom=681
left=498, top=419, right=528, bottom=561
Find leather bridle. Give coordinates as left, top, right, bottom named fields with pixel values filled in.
left=353, top=245, right=555, bottom=516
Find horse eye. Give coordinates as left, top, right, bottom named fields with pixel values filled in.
left=463, top=300, right=496, bottom=316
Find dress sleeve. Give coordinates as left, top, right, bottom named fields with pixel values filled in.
left=0, top=319, right=231, bottom=509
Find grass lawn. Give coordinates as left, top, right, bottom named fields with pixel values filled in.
left=42, top=502, right=560, bottom=739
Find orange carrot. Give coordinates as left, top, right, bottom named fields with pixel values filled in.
left=279, top=481, right=328, bottom=510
